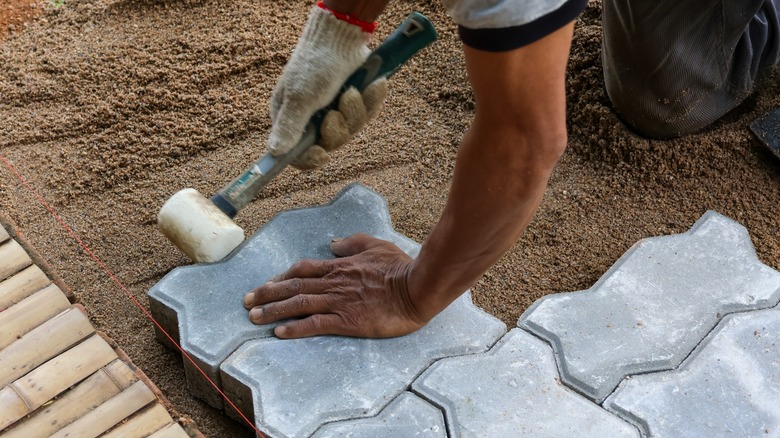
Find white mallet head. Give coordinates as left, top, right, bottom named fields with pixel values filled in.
left=157, top=188, right=245, bottom=263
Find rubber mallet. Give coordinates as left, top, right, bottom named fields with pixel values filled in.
left=157, top=12, right=437, bottom=263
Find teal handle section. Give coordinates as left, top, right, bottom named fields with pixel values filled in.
left=346, top=12, right=438, bottom=92
left=215, top=12, right=437, bottom=216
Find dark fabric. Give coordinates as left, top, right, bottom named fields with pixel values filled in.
left=602, top=0, right=780, bottom=138
left=458, top=0, right=588, bottom=52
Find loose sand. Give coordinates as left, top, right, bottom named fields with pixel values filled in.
left=1, top=1, right=779, bottom=436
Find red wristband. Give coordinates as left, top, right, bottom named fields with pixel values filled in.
left=316, top=2, right=378, bottom=34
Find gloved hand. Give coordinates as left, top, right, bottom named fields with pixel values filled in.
left=291, top=79, right=387, bottom=169
left=268, top=5, right=388, bottom=170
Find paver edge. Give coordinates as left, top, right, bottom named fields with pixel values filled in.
left=517, top=210, right=780, bottom=402
left=603, top=303, right=780, bottom=437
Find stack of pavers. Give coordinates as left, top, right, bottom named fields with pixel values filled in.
left=150, top=184, right=780, bottom=437
left=0, top=216, right=198, bottom=437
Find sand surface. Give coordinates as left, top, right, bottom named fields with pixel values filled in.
left=1, top=1, right=779, bottom=436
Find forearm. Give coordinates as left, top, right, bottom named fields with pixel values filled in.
left=407, top=121, right=564, bottom=319
left=243, top=21, right=575, bottom=339
left=406, top=26, right=574, bottom=320
left=323, top=0, right=392, bottom=22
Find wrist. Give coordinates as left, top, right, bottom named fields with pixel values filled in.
left=301, top=6, right=372, bottom=63
left=317, top=1, right=378, bottom=33
left=405, top=254, right=466, bottom=322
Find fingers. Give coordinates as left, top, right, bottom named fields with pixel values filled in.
left=319, top=110, right=350, bottom=152
left=242, top=235, right=418, bottom=338
left=274, top=314, right=348, bottom=338
left=274, top=258, right=333, bottom=282
left=291, top=145, right=330, bottom=170
left=243, top=259, right=331, bottom=307
left=362, top=78, right=388, bottom=121
left=247, top=292, right=330, bottom=325
left=279, top=80, right=388, bottom=165
left=319, top=82, right=387, bottom=153
left=330, top=233, right=386, bottom=257
left=338, top=87, right=368, bottom=134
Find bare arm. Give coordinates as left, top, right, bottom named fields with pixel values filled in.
left=244, top=22, right=575, bottom=338
left=408, top=24, right=574, bottom=320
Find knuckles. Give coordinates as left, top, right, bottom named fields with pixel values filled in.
left=290, top=259, right=315, bottom=273
left=294, top=293, right=310, bottom=311
left=285, top=277, right=304, bottom=294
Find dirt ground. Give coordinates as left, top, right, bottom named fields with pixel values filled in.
left=1, top=1, right=779, bottom=436
left=0, top=0, right=45, bottom=40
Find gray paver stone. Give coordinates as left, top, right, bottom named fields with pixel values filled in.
left=518, top=211, right=780, bottom=402
left=412, top=328, right=640, bottom=437
left=604, top=305, right=780, bottom=437
left=311, top=392, right=446, bottom=438
left=219, top=290, right=505, bottom=438
left=148, top=183, right=423, bottom=407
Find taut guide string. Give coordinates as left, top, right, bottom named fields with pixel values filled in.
left=0, top=153, right=266, bottom=437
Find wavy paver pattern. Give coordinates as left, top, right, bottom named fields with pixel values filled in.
left=518, top=212, right=780, bottom=402
left=148, top=187, right=780, bottom=437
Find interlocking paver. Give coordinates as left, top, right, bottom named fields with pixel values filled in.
left=148, top=184, right=423, bottom=407
left=411, top=328, right=640, bottom=437
left=219, top=291, right=504, bottom=438
left=310, top=392, right=446, bottom=438
left=518, top=211, right=780, bottom=402
left=150, top=187, right=780, bottom=438
left=604, top=305, right=780, bottom=437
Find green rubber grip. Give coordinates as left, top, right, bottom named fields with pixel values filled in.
left=309, top=11, right=438, bottom=132
left=345, top=12, right=439, bottom=93
left=213, top=12, right=437, bottom=218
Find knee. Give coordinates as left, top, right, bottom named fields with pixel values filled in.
left=600, top=0, right=776, bottom=138
left=603, top=71, right=713, bottom=139
left=600, top=3, right=719, bottom=138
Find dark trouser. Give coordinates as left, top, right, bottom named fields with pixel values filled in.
left=602, top=0, right=780, bottom=138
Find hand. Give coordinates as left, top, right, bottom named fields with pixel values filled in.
left=290, top=78, right=388, bottom=170
left=242, top=234, right=428, bottom=338
left=268, top=6, right=374, bottom=164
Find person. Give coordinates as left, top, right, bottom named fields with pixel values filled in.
left=243, top=0, right=780, bottom=338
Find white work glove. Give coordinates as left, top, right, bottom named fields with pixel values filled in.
left=268, top=5, right=388, bottom=170
left=291, top=80, right=387, bottom=169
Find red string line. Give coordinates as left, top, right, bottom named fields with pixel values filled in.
left=0, top=153, right=265, bottom=438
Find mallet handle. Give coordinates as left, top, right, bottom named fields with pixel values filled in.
left=210, top=12, right=437, bottom=218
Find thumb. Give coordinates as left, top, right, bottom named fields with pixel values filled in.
left=331, top=233, right=385, bottom=257
left=267, top=96, right=314, bottom=156
left=268, top=81, right=285, bottom=124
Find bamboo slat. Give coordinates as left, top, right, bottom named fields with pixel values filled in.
left=0, top=307, right=94, bottom=387
left=0, top=335, right=116, bottom=432
left=12, top=335, right=117, bottom=409
left=0, top=265, right=50, bottom=310
left=0, top=227, right=197, bottom=438
left=0, top=241, right=32, bottom=283
left=0, top=285, right=70, bottom=350
left=102, top=357, right=140, bottom=388
left=146, top=423, right=190, bottom=438
left=101, top=403, right=175, bottom=438
left=1, top=359, right=137, bottom=438
left=50, top=380, right=156, bottom=438
left=0, top=386, right=28, bottom=431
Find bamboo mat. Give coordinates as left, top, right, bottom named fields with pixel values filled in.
left=0, top=219, right=200, bottom=438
